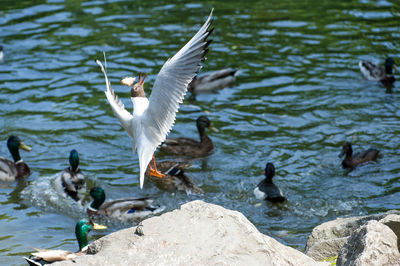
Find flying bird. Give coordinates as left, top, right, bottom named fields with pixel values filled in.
left=96, top=10, right=213, bottom=189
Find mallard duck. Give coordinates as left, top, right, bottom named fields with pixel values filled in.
left=24, top=219, right=106, bottom=265
left=188, top=68, right=239, bottom=92
left=359, top=57, right=398, bottom=86
left=54, top=149, right=85, bottom=202
left=146, top=160, right=203, bottom=194
left=0, top=136, right=31, bottom=182
left=160, top=116, right=217, bottom=158
left=96, top=10, right=214, bottom=189
left=339, top=142, right=380, bottom=169
left=254, top=162, right=286, bottom=203
left=87, top=187, right=163, bottom=221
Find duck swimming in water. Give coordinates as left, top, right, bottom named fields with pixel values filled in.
left=96, top=10, right=214, bottom=189
left=0, top=136, right=31, bottom=182
left=339, top=142, right=380, bottom=169
left=160, top=116, right=217, bottom=158
left=24, top=219, right=106, bottom=265
left=54, top=149, right=85, bottom=202
left=254, top=162, right=286, bottom=203
left=359, top=57, right=398, bottom=86
left=146, top=160, right=203, bottom=194
left=188, top=68, right=239, bottom=93
left=87, top=187, right=163, bottom=221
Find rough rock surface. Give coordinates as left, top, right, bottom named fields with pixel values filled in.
left=55, top=200, right=326, bottom=266
left=379, top=214, right=400, bottom=251
left=305, top=210, right=400, bottom=261
left=336, top=220, right=400, bottom=266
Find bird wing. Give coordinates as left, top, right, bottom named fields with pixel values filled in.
left=142, top=9, right=213, bottom=147
left=96, top=59, right=134, bottom=138
left=135, top=10, right=213, bottom=189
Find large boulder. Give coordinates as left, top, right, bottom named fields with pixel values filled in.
left=337, top=220, right=400, bottom=266
left=305, top=210, right=400, bottom=261
left=55, top=200, right=326, bottom=266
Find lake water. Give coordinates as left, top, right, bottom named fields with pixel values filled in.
left=1, top=1, right=400, bottom=265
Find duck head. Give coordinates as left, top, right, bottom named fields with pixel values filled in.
left=385, top=57, right=398, bottom=75
left=7, top=136, right=31, bottom=162
left=196, top=116, right=218, bottom=133
left=69, top=149, right=80, bottom=172
left=339, top=142, right=352, bottom=158
left=75, top=219, right=107, bottom=251
left=264, top=162, right=275, bottom=182
left=89, top=186, right=106, bottom=210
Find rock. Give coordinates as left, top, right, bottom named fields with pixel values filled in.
left=54, top=200, right=326, bottom=266
left=337, top=220, right=400, bottom=266
left=305, top=210, right=400, bottom=261
left=379, top=214, right=400, bottom=251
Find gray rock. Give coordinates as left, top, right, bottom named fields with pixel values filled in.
left=379, top=214, right=400, bottom=251
left=337, top=220, right=400, bottom=266
left=305, top=210, right=400, bottom=261
left=55, top=200, right=326, bottom=266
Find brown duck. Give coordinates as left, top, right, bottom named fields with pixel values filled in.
left=0, top=136, right=31, bottom=182
left=160, top=116, right=217, bottom=158
left=339, top=142, right=380, bottom=169
left=146, top=160, right=203, bottom=194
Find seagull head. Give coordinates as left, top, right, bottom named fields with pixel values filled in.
left=130, top=73, right=147, bottom=98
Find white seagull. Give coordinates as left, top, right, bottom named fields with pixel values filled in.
left=96, top=10, right=214, bottom=189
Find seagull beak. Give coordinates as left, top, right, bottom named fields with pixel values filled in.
left=209, top=125, right=219, bottom=133
left=121, top=77, right=136, bottom=87
left=19, top=142, right=31, bottom=152
left=92, top=223, right=107, bottom=230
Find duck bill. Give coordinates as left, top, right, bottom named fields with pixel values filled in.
left=338, top=150, right=345, bottom=158
left=19, top=142, right=31, bottom=152
left=93, top=223, right=107, bottom=230
left=209, top=125, right=219, bottom=133
left=393, top=64, right=399, bottom=73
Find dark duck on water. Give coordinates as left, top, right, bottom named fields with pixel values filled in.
left=339, top=142, right=380, bottom=169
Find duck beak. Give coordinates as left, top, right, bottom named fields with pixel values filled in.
left=121, top=77, right=136, bottom=87
left=339, top=150, right=345, bottom=158
left=19, top=142, right=31, bottom=152
left=92, top=223, right=107, bottom=230
left=209, top=125, right=219, bottom=133
left=393, top=64, right=398, bottom=73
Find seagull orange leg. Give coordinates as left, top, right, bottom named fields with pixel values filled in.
left=148, top=155, right=165, bottom=178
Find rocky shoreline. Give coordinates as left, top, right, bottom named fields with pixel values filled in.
left=54, top=201, right=400, bottom=265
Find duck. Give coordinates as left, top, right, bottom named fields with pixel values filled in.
left=24, top=219, right=107, bottom=265
left=0, top=136, right=31, bottom=182
left=96, top=9, right=214, bottom=189
left=188, top=68, right=239, bottom=93
left=87, top=186, right=163, bottom=221
left=359, top=57, right=398, bottom=86
left=146, top=160, right=203, bottom=194
left=253, top=162, right=286, bottom=203
left=339, top=142, right=380, bottom=169
left=159, top=116, right=217, bottom=158
left=0, top=45, right=3, bottom=62
left=54, top=149, right=85, bottom=202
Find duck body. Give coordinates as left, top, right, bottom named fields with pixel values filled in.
left=340, top=142, right=380, bottom=169
left=0, top=136, right=31, bottom=182
left=96, top=10, right=213, bottom=189
left=188, top=68, right=239, bottom=92
left=55, top=150, right=85, bottom=202
left=359, top=57, right=397, bottom=85
left=146, top=160, right=203, bottom=194
left=87, top=187, right=163, bottom=221
left=160, top=116, right=215, bottom=158
left=254, top=163, right=286, bottom=203
left=24, top=219, right=106, bottom=265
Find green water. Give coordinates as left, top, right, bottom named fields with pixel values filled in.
left=1, top=0, right=400, bottom=264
